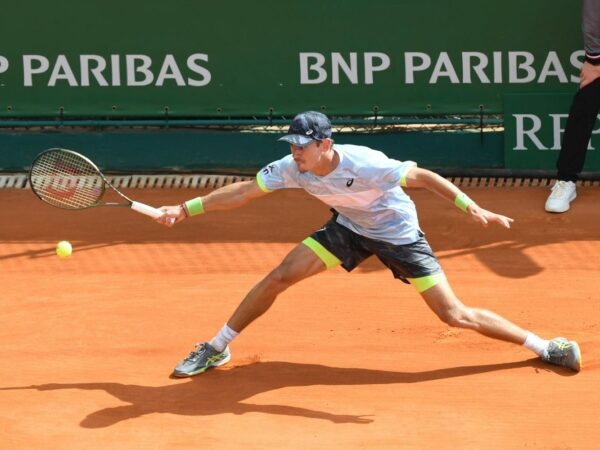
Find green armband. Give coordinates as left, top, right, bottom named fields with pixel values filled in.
left=454, top=192, right=474, bottom=212
left=183, top=197, right=205, bottom=216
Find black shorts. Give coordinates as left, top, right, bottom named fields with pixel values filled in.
left=302, top=214, right=444, bottom=292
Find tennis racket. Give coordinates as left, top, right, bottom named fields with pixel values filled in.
left=28, top=148, right=164, bottom=219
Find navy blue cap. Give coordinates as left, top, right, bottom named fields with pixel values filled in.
left=278, top=111, right=332, bottom=146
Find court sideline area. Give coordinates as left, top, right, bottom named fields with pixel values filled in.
left=0, top=185, right=598, bottom=449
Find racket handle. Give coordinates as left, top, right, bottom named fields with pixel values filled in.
left=130, top=201, right=164, bottom=219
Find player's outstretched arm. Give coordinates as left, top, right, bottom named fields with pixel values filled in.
left=156, top=179, right=268, bottom=227
left=403, top=167, right=514, bottom=229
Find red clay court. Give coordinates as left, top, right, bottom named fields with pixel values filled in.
left=1, top=184, right=599, bottom=449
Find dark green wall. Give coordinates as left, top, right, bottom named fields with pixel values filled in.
left=0, top=128, right=503, bottom=173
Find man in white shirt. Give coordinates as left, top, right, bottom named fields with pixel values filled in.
left=158, top=111, right=582, bottom=377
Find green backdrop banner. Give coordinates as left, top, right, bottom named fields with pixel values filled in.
left=0, top=0, right=582, bottom=118
left=504, top=93, right=600, bottom=170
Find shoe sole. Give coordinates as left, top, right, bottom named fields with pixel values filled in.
left=172, top=353, right=231, bottom=378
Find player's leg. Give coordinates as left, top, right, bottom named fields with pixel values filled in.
left=419, top=278, right=527, bottom=344
left=223, top=215, right=368, bottom=335
left=372, top=233, right=581, bottom=372
left=172, top=214, right=371, bottom=377
left=172, top=230, right=344, bottom=377
left=225, top=213, right=373, bottom=333
left=419, top=278, right=581, bottom=371
left=377, top=235, right=528, bottom=343
left=226, top=243, right=327, bottom=332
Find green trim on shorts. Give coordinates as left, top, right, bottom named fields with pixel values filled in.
left=407, top=272, right=446, bottom=293
left=255, top=172, right=273, bottom=193
left=302, top=237, right=342, bottom=269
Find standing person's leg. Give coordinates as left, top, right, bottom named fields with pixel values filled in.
left=172, top=243, right=328, bottom=377
left=557, top=79, right=600, bottom=180
left=419, top=278, right=581, bottom=371
left=546, top=78, right=600, bottom=212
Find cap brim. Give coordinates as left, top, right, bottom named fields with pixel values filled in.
left=278, top=135, right=315, bottom=146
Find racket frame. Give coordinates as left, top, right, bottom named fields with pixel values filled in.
left=29, top=148, right=163, bottom=219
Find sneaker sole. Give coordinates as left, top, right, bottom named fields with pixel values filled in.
left=172, top=353, right=231, bottom=378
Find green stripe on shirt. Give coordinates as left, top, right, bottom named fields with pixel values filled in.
left=256, top=172, right=273, bottom=193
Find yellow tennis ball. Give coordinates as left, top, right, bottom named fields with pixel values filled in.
left=56, top=241, right=72, bottom=258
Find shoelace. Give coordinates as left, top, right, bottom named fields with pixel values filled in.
left=548, top=341, right=571, bottom=358
left=553, top=343, right=570, bottom=355
left=183, top=343, right=206, bottom=362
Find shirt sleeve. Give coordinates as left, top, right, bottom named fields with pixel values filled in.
left=397, top=160, right=418, bottom=187
left=583, top=0, right=600, bottom=65
left=361, top=150, right=417, bottom=190
left=256, top=155, right=299, bottom=192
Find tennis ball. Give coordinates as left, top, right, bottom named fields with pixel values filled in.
left=56, top=241, right=72, bottom=258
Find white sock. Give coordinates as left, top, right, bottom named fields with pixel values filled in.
left=523, top=332, right=549, bottom=356
left=210, top=323, right=239, bottom=352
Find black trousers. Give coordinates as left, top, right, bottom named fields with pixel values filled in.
left=556, top=77, right=600, bottom=181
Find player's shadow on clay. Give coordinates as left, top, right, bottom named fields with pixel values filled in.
left=1, top=358, right=573, bottom=428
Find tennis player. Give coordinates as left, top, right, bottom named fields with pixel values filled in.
left=157, top=111, right=582, bottom=376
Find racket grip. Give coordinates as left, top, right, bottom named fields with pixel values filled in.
left=130, top=201, right=164, bottom=219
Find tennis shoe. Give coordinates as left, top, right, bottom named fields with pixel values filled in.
left=172, top=342, right=231, bottom=377
left=542, top=337, right=582, bottom=372
left=545, top=180, right=576, bottom=213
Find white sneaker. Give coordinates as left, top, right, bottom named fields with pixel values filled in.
left=545, top=180, right=577, bottom=213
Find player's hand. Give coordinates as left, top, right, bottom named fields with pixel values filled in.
left=156, top=205, right=187, bottom=227
left=467, top=204, right=514, bottom=229
left=579, top=62, right=600, bottom=89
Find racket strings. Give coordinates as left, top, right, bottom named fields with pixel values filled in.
left=30, top=151, right=105, bottom=209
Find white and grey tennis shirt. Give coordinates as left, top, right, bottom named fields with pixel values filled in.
left=256, top=144, right=421, bottom=245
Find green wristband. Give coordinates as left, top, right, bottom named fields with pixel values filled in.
left=454, top=192, right=474, bottom=212
left=184, top=197, right=205, bottom=216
